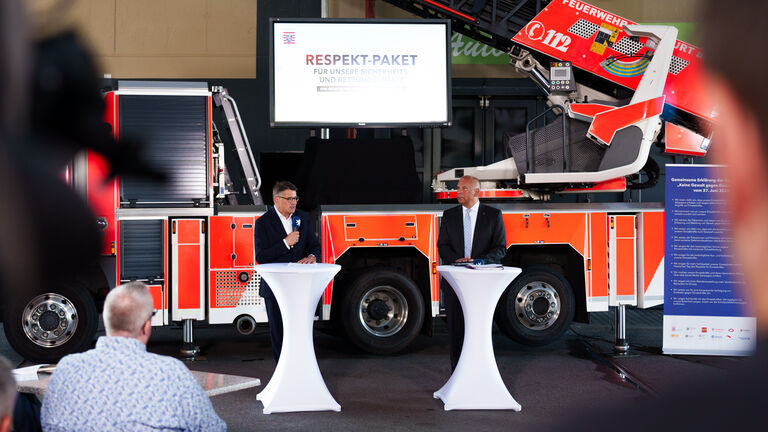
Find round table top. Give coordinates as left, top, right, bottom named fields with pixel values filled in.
left=436, top=265, right=521, bottom=276
left=255, top=262, right=341, bottom=274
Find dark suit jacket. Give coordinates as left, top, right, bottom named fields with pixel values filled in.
left=254, top=207, right=322, bottom=264
left=437, top=203, right=506, bottom=264
left=254, top=207, right=322, bottom=297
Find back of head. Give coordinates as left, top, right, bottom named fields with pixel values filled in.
left=0, top=357, right=14, bottom=423
left=103, top=282, right=153, bottom=337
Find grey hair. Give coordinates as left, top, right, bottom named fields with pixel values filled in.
left=272, top=181, right=297, bottom=198
left=0, top=356, right=14, bottom=422
left=103, top=282, right=154, bottom=336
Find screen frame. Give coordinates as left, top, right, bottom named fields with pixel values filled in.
left=269, top=18, right=453, bottom=128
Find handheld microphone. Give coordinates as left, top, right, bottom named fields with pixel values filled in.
left=291, top=215, right=301, bottom=249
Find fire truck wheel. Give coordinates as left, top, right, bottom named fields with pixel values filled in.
left=494, top=267, right=575, bottom=346
left=3, top=284, right=98, bottom=363
left=340, top=269, right=425, bottom=355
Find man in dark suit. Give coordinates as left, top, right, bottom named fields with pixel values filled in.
left=254, top=181, right=321, bottom=362
left=437, top=175, right=506, bottom=370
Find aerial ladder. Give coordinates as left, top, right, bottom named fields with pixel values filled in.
left=383, top=0, right=713, bottom=198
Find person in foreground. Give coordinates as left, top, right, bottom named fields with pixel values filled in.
left=553, top=2, right=768, bottom=430
left=0, top=357, right=14, bottom=432
left=40, top=282, right=226, bottom=432
left=254, top=181, right=322, bottom=363
left=437, top=175, right=506, bottom=370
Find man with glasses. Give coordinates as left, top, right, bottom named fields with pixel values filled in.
left=255, top=181, right=321, bottom=363
left=41, top=282, right=225, bottom=431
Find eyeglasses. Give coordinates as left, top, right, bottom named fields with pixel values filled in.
left=275, top=195, right=299, bottom=203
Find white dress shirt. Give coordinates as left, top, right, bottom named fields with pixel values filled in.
left=278, top=211, right=293, bottom=249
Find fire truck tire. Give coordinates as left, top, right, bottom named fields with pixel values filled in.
left=3, top=284, right=98, bottom=363
left=340, top=269, right=425, bottom=355
left=494, top=267, right=575, bottom=346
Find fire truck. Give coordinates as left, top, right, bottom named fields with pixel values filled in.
left=3, top=0, right=713, bottom=363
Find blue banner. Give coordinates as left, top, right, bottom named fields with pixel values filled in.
left=663, top=164, right=755, bottom=355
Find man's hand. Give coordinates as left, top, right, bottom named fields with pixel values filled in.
left=285, top=231, right=300, bottom=247
left=455, top=257, right=472, bottom=263
left=297, top=254, right=316, bottom=264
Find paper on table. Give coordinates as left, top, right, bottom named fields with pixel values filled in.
left=466, top=264, right=504, bottom=270
left=12, top=364, right=50, bottom=382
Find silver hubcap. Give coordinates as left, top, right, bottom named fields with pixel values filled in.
left=358, top=285, right=408, bottom=337
left=514, top=281, right=560, bottom=330
left=21, top=293, right=79, bottom=348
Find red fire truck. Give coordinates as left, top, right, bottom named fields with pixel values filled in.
left=3, top=0, right=712, bottom=362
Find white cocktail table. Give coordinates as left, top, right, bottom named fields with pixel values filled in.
left=255, top=262, right=341, bottom=414
left=434, top=265, right=523, bottom=411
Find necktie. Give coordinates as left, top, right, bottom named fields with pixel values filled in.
left=463, top=208, right=472, bottom=258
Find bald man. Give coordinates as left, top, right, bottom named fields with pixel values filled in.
left=41, top=282, right=226, bottom=432
left=437, top=176, right=507, bottom=370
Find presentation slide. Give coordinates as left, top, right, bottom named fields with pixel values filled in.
left=271, top=20, right=451, bottom=126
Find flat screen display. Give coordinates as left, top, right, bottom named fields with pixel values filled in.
left=552, top=67, right=570, bottom=80
left=270, top=19, right=452, bottom=127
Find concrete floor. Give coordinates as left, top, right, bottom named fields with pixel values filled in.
left=1, top=309, right=745, bottom=431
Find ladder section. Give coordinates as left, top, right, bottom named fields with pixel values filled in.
left=212, top=87, right=264, bottom=205
left=382, top=0, right=544, bottom=52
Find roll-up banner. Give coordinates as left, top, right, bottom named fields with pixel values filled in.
left=663, top=164, right=756, bottom=356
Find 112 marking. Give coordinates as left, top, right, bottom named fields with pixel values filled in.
left=542, top=30, right=571, bottom=52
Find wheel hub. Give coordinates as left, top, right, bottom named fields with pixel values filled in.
left=358, top=285, right=409, bottom=337
left=366, top=299, right=390, bottom=320
left=22, top=293, right=79, bottom=348
left=532, top=297, right=550, bottom=315
left=514, top=282, right=560, bottom=330
left=38, top=310, right=61, bottom=331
